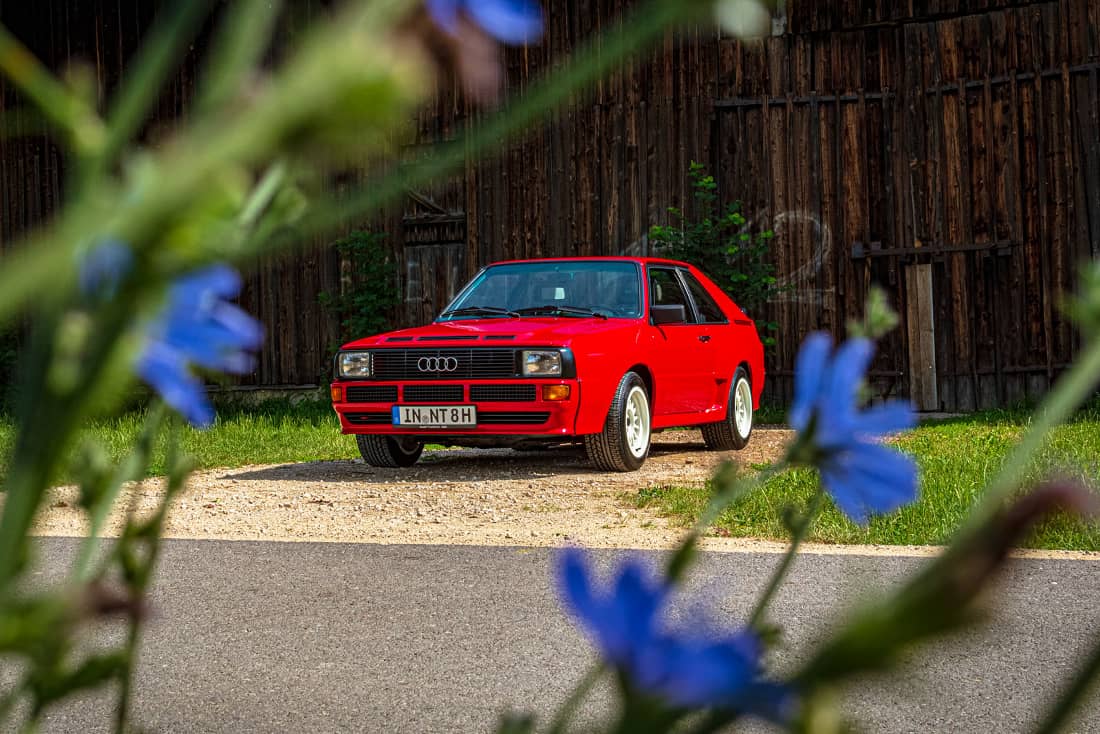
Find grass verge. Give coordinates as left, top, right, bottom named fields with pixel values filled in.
left=0, top=400, right=358, bottom=484
left=633, top=409, right=1100, bottom=551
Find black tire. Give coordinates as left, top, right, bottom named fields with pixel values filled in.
left=702, top=367, right=753, bottom=450
left=584, top=372, right=651, bottom=472
left=356, top=435, right=424, bottom=468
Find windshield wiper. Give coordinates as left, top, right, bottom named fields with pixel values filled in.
left=439, top=306, right=520, bottom=319
left=514, top=305, right=609, bottom=319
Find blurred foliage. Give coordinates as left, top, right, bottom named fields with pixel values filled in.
left=650, top=161, right=785, bottom=347
left=847, top=286, right=900, bottom=341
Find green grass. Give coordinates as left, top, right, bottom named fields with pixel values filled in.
left=633, top=409, right=1100, bottom=551
left=0, top=400, right=359, bottom=483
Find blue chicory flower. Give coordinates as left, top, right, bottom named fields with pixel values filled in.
left=557, top=548, right=790, bottom=719
left=138, top=265, right=263, bottom=429
left=427, top=0, right=544, bottom=44
left=789, top=332, right=917, bottom=524
left=77, top=243, right=263, bottom=429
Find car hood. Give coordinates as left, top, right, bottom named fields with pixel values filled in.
left=340, top=318, right=639, bottom=349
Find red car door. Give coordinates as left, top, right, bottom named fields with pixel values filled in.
left=646, top=266, right=714, bottom=417
left=679, top=268, right=735, bottom=413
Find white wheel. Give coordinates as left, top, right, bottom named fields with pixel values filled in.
left=702, top=367, right=753, bottom=450
left=623, top=385, right=651, bottom=459
left=585, top=372, right=651, bottom=471
left=733, top=376, right=753, bottom=438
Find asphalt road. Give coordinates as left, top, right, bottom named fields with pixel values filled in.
left=19, top=538, right=1100, bottom=733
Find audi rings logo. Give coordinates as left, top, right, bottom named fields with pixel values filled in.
left=417, top=356, right=459, bottom=372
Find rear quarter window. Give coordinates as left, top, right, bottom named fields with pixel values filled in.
left=681, top=272, right=728, bottom=324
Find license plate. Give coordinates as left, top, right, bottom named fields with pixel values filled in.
left=392, top=405, right=477, bottom=428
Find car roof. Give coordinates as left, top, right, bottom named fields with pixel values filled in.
left=486, top=256, right=690, bottom=268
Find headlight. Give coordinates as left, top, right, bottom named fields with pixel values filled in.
left=338, top=351, right=372, bottom=378
left=522, top=350, right=562, bottom=376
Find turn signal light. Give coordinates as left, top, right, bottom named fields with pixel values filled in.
left=542, top=384, right=571, bottom=401
left=330, top=385, right=343, bottom=403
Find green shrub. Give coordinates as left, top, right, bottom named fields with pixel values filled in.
left=318, top=231, right=401, bottom=351
left=649, top=161, right=783, bottom=346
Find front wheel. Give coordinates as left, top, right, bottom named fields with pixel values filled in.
left=702, top=367, right=753, bottom=450
left=356, top=435, right=424, bottom=468
left=585, top=372, right=651, bottom=472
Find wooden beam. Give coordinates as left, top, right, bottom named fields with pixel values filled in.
left=906, top=263, right=939, bottom=411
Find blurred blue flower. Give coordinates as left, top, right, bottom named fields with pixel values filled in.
left=138, top=265, right=263, bottom=429
left=77, top=239, right=134, bottom=299
left=557, top=549, right=790, bottom=718
left=789, top=332, right=917, bottom=524
left=427, top=0, right=543, bottom=44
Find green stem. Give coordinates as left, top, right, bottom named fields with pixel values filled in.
left=0, top=303, right=134, bottom=587
left=196, top=0, right=284, bottom=115
left=113, top=616, right=140, bottom=734
left=0, top=24, right=104, bottom=153
left=665, top=462, right=785, bottom=586
left=72, top=404, right=167, bottom=584
left=747, top=488, right=825, bottom=631
left=113, top=423, right=188, bottom=731
left=1032, top=632, right=1100, bottom=734
left=546, top=664, right=606, bottom=734
left=237, top=162, right=288, bottom=232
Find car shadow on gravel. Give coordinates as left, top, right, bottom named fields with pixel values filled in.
left=219, top=436, right=715, bottom=485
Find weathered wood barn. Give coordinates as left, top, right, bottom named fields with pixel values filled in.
left=2, top=0, right=1099, bottom=410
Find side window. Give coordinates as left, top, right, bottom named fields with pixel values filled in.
left=681, top=272, right=728, bottom=324
left=648, top=268, right=693, bottom=321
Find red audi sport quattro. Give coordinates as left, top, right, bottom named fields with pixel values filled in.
left=330, top=257, right=764, bottom=471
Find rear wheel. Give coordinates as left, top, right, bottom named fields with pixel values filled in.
left=585, top=372, right=651, bottom=472
left=356, top=435, right=424, bottom=468
left=702, top=367, right=753, bottom=450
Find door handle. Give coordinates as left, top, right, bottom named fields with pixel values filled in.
left=698, top=335, right=711, bottom=343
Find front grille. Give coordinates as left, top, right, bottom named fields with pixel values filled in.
left=470, top=384, right=537, bottom=402
left=345, top=412, right=391, bottom=425
left=403, top=385, right=464, bottom=402
left=346, top=386, right=398, bottom=403
left=371, top=349, right=517, bottom=380
left=479, top=412, right=550, bottom=425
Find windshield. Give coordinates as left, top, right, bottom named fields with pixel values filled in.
left=439, top=261, right=643, bottom=321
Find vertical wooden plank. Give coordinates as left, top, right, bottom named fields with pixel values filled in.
left=1033, top=44, right=1056, bottom=382
left=1082, top=67, right=1100, bottom=260
left=906, top=263, right=938, bottom=410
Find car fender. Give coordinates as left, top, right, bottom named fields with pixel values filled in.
left=570, top=328, right=651, bottom=435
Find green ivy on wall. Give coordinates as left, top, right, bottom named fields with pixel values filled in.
left=318, top=231, right=402, bottom=353
left=649, top=162, right=785, bottom=347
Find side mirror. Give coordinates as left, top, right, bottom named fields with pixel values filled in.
left=651, top=304, right=687, bottom=325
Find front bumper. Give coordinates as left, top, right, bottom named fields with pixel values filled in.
left=331, top=379, right=581, bottom=437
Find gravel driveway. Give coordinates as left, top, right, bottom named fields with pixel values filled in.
left=34, top=429, right=793, bottom=550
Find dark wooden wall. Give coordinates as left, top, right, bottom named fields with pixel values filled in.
left=709, top=0, right=1100, bottom=409
left=2, top=0, right=1099, bottom=409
